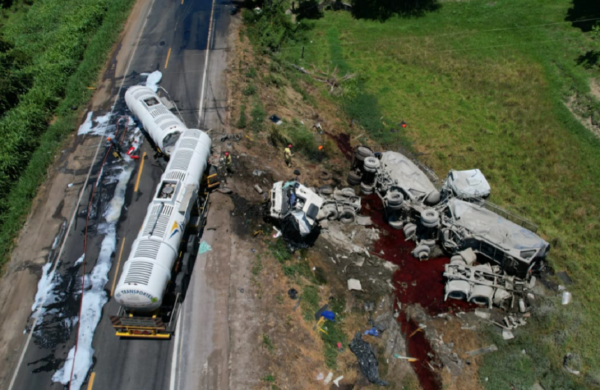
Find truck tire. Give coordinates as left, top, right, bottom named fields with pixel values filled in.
left=421, top=209, right=440, bottom=228
left=363, top=156, right=380, bottom=173
left=340, top=187, right=356, bottom=197
left=385, top=191, right=403, bottom=210
left=388, top=214, right=403, bottom=230
left=360, top=182, right=374, bottom=195
left=174, top=273, right=186, bottom=295
left=318, top=185, right=333, bottom=196
left=420, top=239, right=436, bottom=249
left=356, top=146, right=374, bottom=158
left=340, top=207, right=356, bottom=224
left=450, top=255, right=466, bottom=266
left=319, top=171, right=332, bottom=181
left=324, top=205, right=339, bottom=221
left=412, top=245, right=430, bottom=261
left=403, top=223, right=417, bottom=239
left=347, top=171, right=362, bottom=186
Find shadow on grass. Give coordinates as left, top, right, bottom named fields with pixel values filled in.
left=350, top=0, right=440, bottom=21
left=565, top=0, right=600, bottom=32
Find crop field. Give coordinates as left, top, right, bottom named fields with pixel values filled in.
left=273, top=0, right=600, bottom=387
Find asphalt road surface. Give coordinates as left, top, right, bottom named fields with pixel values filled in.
left=8, top=0, right=233, bottom=389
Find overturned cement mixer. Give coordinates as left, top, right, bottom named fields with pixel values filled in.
left=347, top=146, right=550, bottom=310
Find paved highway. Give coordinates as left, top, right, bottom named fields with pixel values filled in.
left=8, top=0, right=233, bottom=388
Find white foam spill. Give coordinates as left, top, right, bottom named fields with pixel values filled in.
left=74, top=254, right=85, bottom=266
left=142, top=70, right=162, bottom=92
left=77, top=112, right=114, bottom=136
left=31, top=263, right=57, bottom=318
left=52, top=165, right=134, bottom=390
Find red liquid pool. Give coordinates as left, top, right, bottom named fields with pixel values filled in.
left=361, top=194, right=474, bottom=390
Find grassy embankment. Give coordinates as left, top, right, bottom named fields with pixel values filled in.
left=272, top=0, right=600, bottom=388
left=0, top=0, right=136, bottom=270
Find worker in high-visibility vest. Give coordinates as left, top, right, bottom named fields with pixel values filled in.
left=224, top=151, right=233, bottom=173
left=107, top=137, right=122, bottom=160
left=284, top=144, right=293, bottom=167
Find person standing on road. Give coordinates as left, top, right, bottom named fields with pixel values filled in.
left=284, top=144, right=293, bottom=167
left=224, top=151, right=234, bottom=174
left=107, top=137, right=122, bottom=160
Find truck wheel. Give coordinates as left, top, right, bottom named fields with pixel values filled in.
left=174, top=273, right=186, bottom=295
left=363, top=156, right=380, bottom=173
left=323, top=205, right=339, bottom=221
left=388, top=214, right=403, bottom=230
left=347, top=171, right=361, bottom=186
left=421, top=209, right=440, bottom=228
left=181, top=253, right=194, bottom=275
left=360, top=182, right=374, bottom=195
left=340, top=187, right=356, bottom=197
left=340, top=207, right=356, bottom=224
left=420, top=239, right=436, bottom=249
left=355, top=146, right=374, bottom=158
left=318, top=185, right=333, bottom=196
left=412, top=245, right=430, bottom=261
left=403, top=223, right=417, bottom=239
left=319, top=171, right=332, bottom=181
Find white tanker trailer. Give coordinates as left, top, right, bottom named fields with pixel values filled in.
left=110, top=86, right=216, bottom=338
left=125, top=85, right=187, bottom=156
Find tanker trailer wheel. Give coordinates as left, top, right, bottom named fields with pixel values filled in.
left=388, top=214, right=403, bottom=230
left=174, top=273, right=189, bottom=295
left=420, top=208, right=440, bottom=228
left=363, top=156, right=380, bottom=173
left=318, top=185, right=333, bottom=196
left=187, top=235, right=199, bottom=254
left=355, top=146, right=374, bottom=159
left=360, top=182, right=374, bottom=195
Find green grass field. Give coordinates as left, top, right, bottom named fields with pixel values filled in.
left=275, top=0, right=600, bottom=387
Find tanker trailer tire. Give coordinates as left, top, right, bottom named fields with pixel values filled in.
left=319, top=171, right=332, bottom=181
left=187, top=235, right=199, bottom=254
left=388, top=214, right=403, bottom=230
left=181, top=253, right=192, bottom=275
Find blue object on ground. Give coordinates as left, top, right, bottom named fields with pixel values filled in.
left=321, top=311, right=336, bottom=322
left=364, top=327, right=379, bottom=337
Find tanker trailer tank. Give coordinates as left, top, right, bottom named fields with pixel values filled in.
left=125, top=85, right=187, bottom=157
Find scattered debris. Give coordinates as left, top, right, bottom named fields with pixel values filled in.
left=198, top=241, right=212, bottom=254
left=364, top=327, right=379, bottom=337
left=316, top=372, right=324, bottom=381
left=324, top=372, right=333, bottom=385
left=393, top=354, right=417, bottom=362
left=268, top=114, right=282, bottom=125
left=216, top=187, right=233, bottom=194
left=333, top=375, right=343, bottom=387
left=563, top=353, right=581, bottom=376
left=254, top=184, right=263, bottom=194
left=474, top=310, right=491, bottom=320
left=347, top=279, right=363, bottom=291
left=288, top=288, right=298, bottom=300
left=355, top=215, right=372, bottom=226
left=253, top=169, right=266, bottom=176
left=466, top=344, right=498, bottom=357
left=349, top=332, right=389, bottom=386
left=502, top=329, right=514, bottom=340
left=562, top=291, right=572, bottom=305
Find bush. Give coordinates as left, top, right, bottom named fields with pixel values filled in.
left=236, top=104, right=247, bottom=129
left=243, top=83, right=257, bottom=96
left=250, top=100, right=265, bottom=132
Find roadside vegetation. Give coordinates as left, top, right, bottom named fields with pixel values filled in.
left=0, top=0, right=136, bottom=270
left=242, top=0, right=600, bottom=387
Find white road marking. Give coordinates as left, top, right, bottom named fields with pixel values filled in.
left=169, top=309, right=184, bottom=390
left=197, top=0, right=217, bottom=125
left=7, top=0, right=157, bottom=388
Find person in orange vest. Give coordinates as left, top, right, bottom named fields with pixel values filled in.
left=107, top=137, right=122, bottom=160
left=284, top=144, right=293, bottom=167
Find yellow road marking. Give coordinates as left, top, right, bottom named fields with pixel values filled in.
left=134, top=152, right=147, bottom=192
left=165, top=47, right=172, bottom=69
left=87, top=372, right=96, bottom=390
left=110, top=238, right=126, bottom=297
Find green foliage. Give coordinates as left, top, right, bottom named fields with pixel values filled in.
left=250, top=100, right=265, bottom=132
left=245, top=66, right=257, bottom=78
left=262, top=374, right=275, bottom=382
left=251, top=254, right=263, bottom=275
left=262, top=334, right=274, bottom=352
left=243, top=83, right=257, bottom=96
left=236, top=104, right=247, bottom=129
left=300, top=285, right=319, bottom=321
left=281, top=119, right=319, bottom=159
left=0, top=35, right=32, bottom=116
left=0, top=0, right=136, bottom=269
left=268, top=239, right=292, bottom=263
